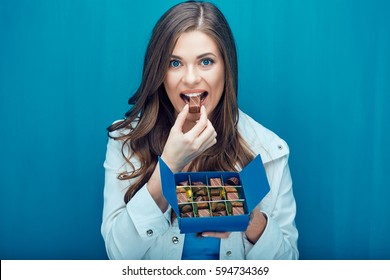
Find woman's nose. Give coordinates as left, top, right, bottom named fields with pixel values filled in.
left=182, top=66, right=201, bottom=85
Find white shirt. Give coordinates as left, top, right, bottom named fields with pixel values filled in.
left=101, top=110, right=299, bottom=259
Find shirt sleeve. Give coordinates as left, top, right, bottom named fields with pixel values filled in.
left=244, top=156, right=299, bottom=259
left=101, top=135, right=171, bottom=259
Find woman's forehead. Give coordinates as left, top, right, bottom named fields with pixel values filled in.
left=171, top=31, right=220, bottom=58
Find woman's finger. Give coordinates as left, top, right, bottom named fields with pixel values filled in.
left=201, top=232, right=231, bottom=239
left=196, top=120, right=217, bottom=143
left=172, top=104, right=189, bottom=132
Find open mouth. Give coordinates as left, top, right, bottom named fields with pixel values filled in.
left=180, top=91, right=208, bottom=104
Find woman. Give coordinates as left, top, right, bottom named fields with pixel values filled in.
left=101, top=1, right=298, bottom=260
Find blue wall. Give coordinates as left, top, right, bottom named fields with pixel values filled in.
left=0, top=0, right=389, bottom=259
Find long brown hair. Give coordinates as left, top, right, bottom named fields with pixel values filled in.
left=108, top=1, right=254, bottom=203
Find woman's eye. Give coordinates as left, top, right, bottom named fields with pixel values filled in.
left=200, top=58, right=214, bottom=66
left=169, top=60, right=181, bottom=68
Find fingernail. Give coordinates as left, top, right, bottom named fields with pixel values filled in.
left=202, top=233, right=209, bottom=237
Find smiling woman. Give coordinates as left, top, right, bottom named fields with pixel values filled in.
left=101, top=0, right=298, bottom=260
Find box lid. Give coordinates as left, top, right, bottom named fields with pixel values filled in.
left=239, top=154, right=270, bottom=212
left=158, top=158, right=180, bottom=215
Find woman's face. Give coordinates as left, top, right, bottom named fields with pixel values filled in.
left=164, top=30, right=225, bottom=122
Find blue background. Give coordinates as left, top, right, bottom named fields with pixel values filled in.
left=1, top=0, right=389, bottom=259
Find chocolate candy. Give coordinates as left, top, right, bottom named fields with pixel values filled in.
left=178, top=180, right=189, bottom=186
left=181, top=212, right=194, bottom=218
left=211, top=202, right=227, bottom=216
left=189, top=95, right=201, bottom=113
left=179, top=204, right=194, bottom=218
left=177, top=187, right=193, bottom=202
left=226, top=177, right=239, bottom=186
left=196, top=202, right=211, bottom=217
left=209, top=187, right=225, bottom=201
left=209, top=188, right=221, bottom=196
left=213, top=210, right=227, bottom=216
left=224, top=186, right=237, bottom=193
left=196, top=202, right=209, bottom=209
left=192, top=186, right=207, bottom=195
left=227, top=192, right=239, bottom=200
left=177, top=192, right=188, bottom=203
left=232, top=206, right=244, bottom=215
left=230, top=201, right=245, bottom=215
left=192, top=186, right=208, bottom=202
left=209, top=177, right=222, bottom=186
left=225, top=186, right=240, bottom=200
left=191, top=181, right=205, bottom=186
left=198, top=208, right=211, bottom=217
left=176, top=187, right=192, bottom=203
left=195, top=195, right=208, bottom=202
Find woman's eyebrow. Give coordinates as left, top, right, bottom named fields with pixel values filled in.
left=170, top=52, right=217, bottom=60
left=196, top=52, right=217, bottom=59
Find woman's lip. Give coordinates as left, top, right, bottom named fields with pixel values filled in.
left=181, top=89, right=207, bottom=94
left=180, top=91, right=208, bottom=105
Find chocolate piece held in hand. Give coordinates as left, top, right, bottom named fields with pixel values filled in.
left=189, top=95, right=201, bottom=113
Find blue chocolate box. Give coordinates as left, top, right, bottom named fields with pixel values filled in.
left=159, top=155, right=270, bottom=233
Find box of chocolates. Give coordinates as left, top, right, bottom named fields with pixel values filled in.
left=159, top=155, right=270, bottom=233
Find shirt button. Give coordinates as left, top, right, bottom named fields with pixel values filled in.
left=278, top=145, right=283, bottom=150
left=146, top=229, right=153, bottom=237
left=226, top=250, right=232, bottom=257
left=172, top=236, right=179, bottom=244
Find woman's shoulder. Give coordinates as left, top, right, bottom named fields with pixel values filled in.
left=107, top=118, right=139, bottom=138
left=238, top=109, right=289, bottom=163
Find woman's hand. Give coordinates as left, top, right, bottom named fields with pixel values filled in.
left=245, top=210, right=268, bottom=244
left=200, top=232, right=231, bottom=239
left=161, top=104, right=217, bottom=172
left=148, top=105, right=216, bottom=212
left=199, top=211, right=267, bottom=243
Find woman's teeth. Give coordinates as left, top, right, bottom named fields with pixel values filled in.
left=180, top=92, right=208, bottom=104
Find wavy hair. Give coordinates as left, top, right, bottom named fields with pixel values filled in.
left=108, top=1, right=254, bottom=203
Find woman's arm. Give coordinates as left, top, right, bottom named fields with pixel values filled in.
left=101, top=135, right=171, bottom=259
left=245, top=156, right=299, bottom=259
